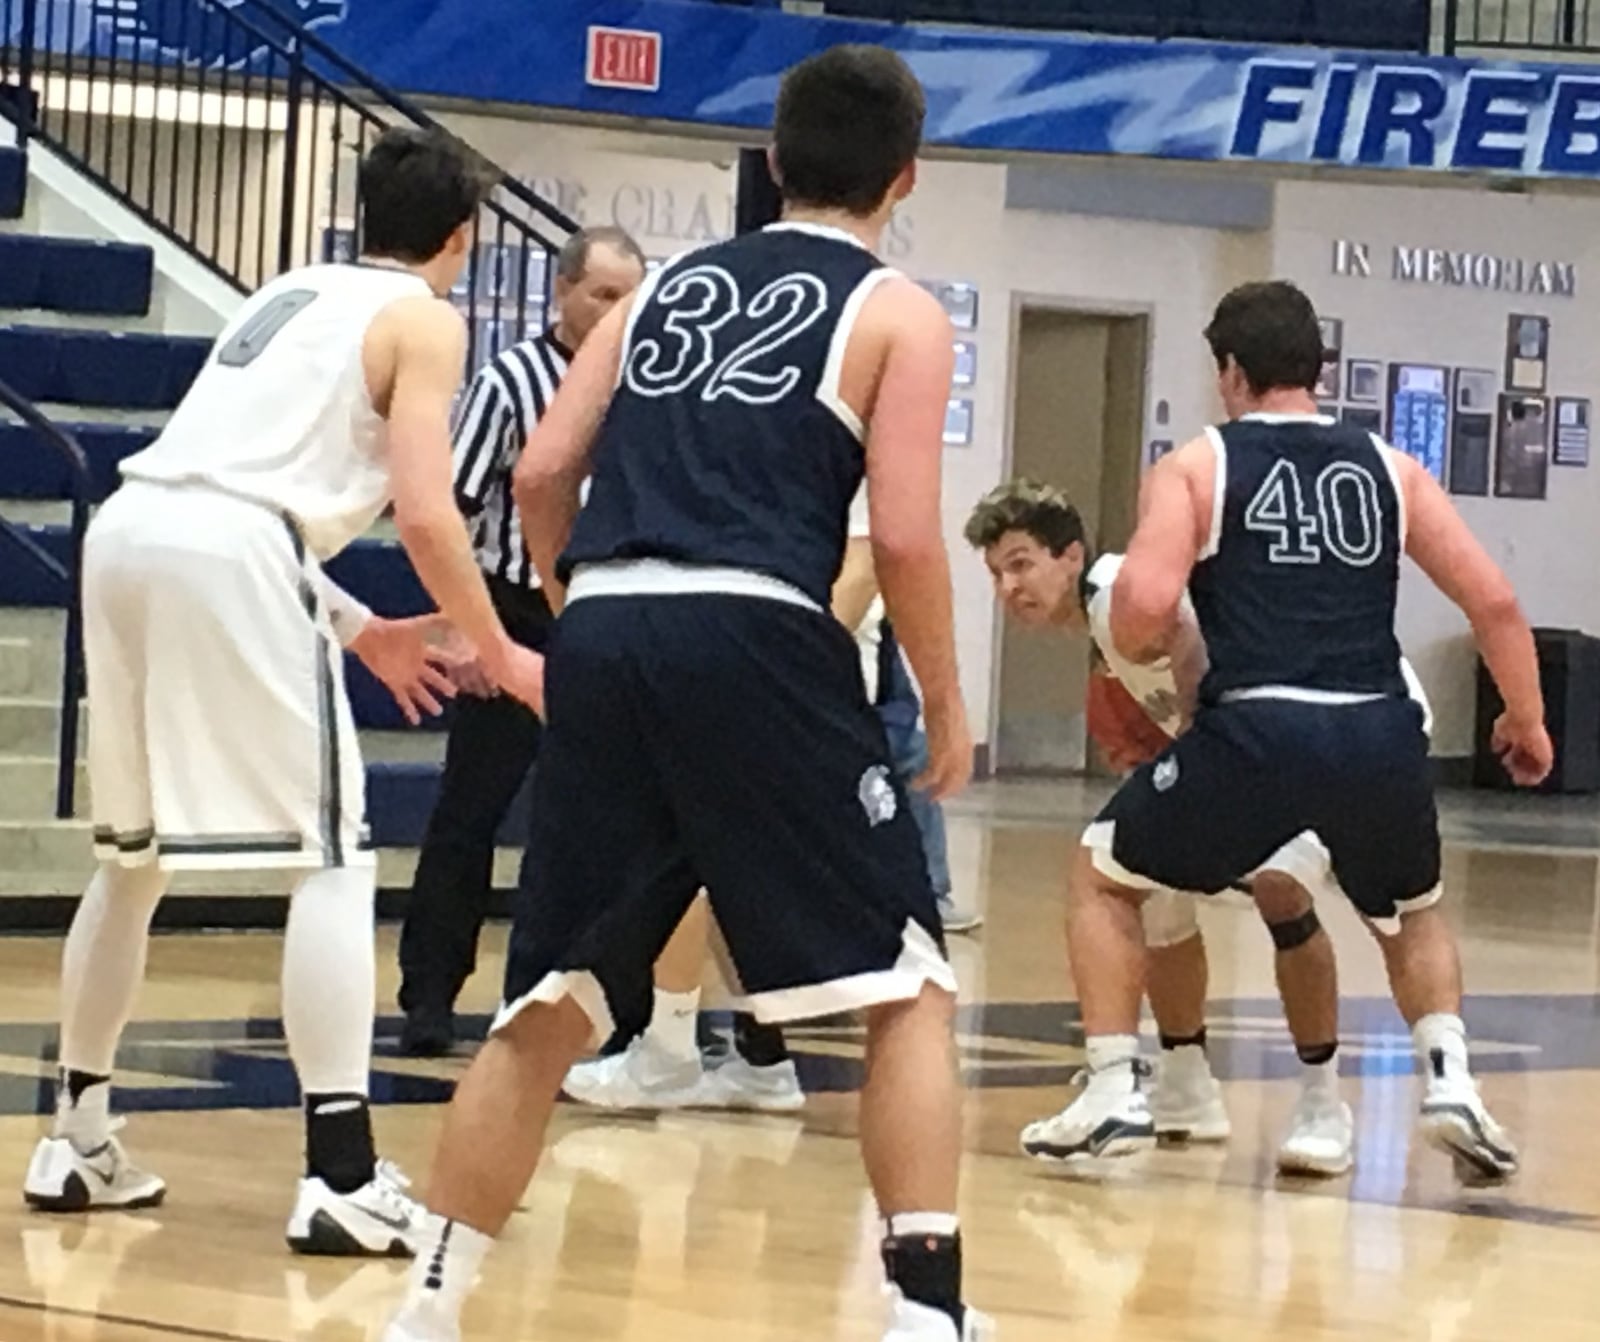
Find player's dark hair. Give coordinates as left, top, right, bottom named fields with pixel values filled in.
left=556, top=226, right=647, bottom=285
left=964, top=480, right=1089, bottom=557
left=359, top=127, right=497, bottom=264
left=774, top=45, right=925, bottom=216
left=1203, top=281, right=1325, bottom=396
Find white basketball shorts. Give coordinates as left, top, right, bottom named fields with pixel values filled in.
left=84, top=480, right=370, bottom=872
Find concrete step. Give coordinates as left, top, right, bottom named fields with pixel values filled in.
left=0, top=845, right=523, bottom=896
left=0, top=608, right=66, bottom=691
left=0, top=754, right=89, bottom=818
left=0, top=501, right=401, bottom=543
left=0, top=606, right=65, bottom=642
left=0, top=637, right=49, bottom=696
left=3, top=404, right=170, bottom=428
left=0, top=500, right=76, bottom=526
left=0, top=306, right=172, bottom=335
left=0, top=816, right=95, bottom=870
left=0, top=696, right=72, bottom=756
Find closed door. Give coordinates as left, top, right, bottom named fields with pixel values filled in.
left=995, top=307, right=1147, bottom=775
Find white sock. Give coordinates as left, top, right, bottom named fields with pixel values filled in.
left=1085, top=1034, right=1141, bottom=1094
left=884, top=1211, right=960, bottom=1239
left=1163, top=1042, right=1210, bottom=1072
left=646, top=988, right=701, bottom=1062
left=395, top=1216, right=495, bottom=1330
left=1413, top=1012, right=1470, bottom=1086
left=1301, top=1058, right=1340, bottom=1099
left=283, top=866, right=377, bottom=1095
left=56, top=863, right=169, bottom=1149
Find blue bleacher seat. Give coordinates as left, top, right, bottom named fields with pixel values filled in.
left=36, top=238, right=154, bottom=316
left=0, top=421, right=156, bottom=500
left=0, top=327, right=213, bottom=409
left=57, top=330, right=172, bottom=410
left=366, top=759, right=530, bottom=848
left=325, top=539, right=432, bottom=618
left=0, top=326, right=60, bottom=401
left=0, top=236, right=153, bottom=316
left=163, top=336, right=213, bottom=404
left=0, top=237, right=44, bottom=309
left=0, top=521, right=70, bottom=605
left=0, top=147, right=23, bottom=220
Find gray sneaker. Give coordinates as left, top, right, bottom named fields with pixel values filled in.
left=937, top=893, right=983, bottom=933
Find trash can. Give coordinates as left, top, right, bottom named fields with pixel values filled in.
left=1474, top=627, right=1600, bottom=794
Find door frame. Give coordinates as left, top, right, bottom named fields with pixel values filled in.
left=985, top=293, right=1156, bottom=767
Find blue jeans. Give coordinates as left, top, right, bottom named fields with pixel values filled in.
left=876, top=655, right=952, bottom=898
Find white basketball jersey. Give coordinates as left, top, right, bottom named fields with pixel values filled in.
left=1085, top=552, right=1434, bottom=738
left=120, top=263, right=431, bottom=559
left=1085, top=554, right=1190, bottom=735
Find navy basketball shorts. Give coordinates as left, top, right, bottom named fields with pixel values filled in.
left=1083, top=696, right=1441, bottom=931
left=494, top=593, right=955, bottom=1043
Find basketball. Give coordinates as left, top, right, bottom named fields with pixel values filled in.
left=1086, top=671, right=1172, bottom=772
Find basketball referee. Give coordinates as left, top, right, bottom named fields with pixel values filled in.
left=398, top=225, right=645, bottom=1056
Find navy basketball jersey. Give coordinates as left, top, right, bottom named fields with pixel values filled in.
left=1189, top=414, right=1408, bottom=701
left=559, top=223, right=888, bottom=607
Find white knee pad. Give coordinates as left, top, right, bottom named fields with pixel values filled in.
left=1141, top=890, right=1201, bottom=948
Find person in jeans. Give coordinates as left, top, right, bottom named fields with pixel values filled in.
left=397, top=225, right=645, bottom=1056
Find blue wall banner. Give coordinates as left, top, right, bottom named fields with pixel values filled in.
left=17, top=1, right=1600, bottom=180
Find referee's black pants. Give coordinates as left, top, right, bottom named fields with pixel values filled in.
left=398, top=577, right=551, bottom=1018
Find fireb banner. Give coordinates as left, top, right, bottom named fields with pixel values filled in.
left=15, top=1, right=1600, bottom=179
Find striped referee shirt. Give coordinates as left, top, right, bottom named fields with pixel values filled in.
left=452, top=331, right=572, bottom=587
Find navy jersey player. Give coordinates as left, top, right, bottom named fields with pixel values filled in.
left=384, top=47, right=990, bottom=1342
left=1020, top=281, right=1551, bottom=1186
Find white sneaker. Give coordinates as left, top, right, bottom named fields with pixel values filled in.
left=884, top=1293, right=996, bottom=1342
left=23, top=1131, right=166, bottom=1212
left=1149, top=1046, right=1231, bottom=1144
left=1277, top=1088, right=1354, bottom=1177
left=1420, top=1079, right=1518, bottom=1186
left=562, top=1036, right=708, bottom=1112
left=1020, top=1062, right=1156, bottom=1163
left=704, top=1054, right=806, bottom=1112
left=286, top=1159, right=420, bottom=1257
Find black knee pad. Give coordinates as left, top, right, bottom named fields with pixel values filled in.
left=1267, top=908, right=1322, bottom=952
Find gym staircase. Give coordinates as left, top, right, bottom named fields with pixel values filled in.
left=0, top=0, right=573, bottom=926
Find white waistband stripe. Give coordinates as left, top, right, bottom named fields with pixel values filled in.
left=566, top=560, right=822, bottom=613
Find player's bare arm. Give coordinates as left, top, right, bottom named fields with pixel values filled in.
left=1166, top=603, right=1209, bottom=731
left=853, top=277, right=969, bottom=800
left=1392, top=450, right=1552, bottom=785
left=830, top=537, right=879, bottom=629
left=515, top=296, right=633, bottom=613
left=370, top=295, right=544, bottom=713
left=1110, top=436, right=1211, bottom=663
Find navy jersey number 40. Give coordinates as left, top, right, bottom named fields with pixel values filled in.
left=1244, top=457, right=1385, bottom=568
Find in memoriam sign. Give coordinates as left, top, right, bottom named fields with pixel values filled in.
left=1332, top=239, right=1576, bottom=298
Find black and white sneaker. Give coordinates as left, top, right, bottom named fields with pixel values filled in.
left=1020, top=1061, right=1156, bottom=1163
left=23, top=1130, right=166, bottom=1212
left=286, top=1160, right=421, bottom=1257
left=1420, top=1081, right=1518, bottom=1186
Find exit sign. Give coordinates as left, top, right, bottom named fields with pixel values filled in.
left=586, top=26, right=662, bottom=92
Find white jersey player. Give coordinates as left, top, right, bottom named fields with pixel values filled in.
left=24, top=128, right=543, bottom=1256
left=968, top=483, right=1431, bottom=1178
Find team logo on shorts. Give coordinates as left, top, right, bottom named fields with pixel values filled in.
left=1152, top=757, right=1180, bottom=793
left=858, top=766, right=898, bottom=827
